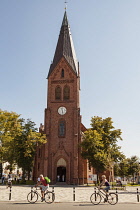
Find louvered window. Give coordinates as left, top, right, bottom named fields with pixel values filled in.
left=55, top=86, right=61, bottom=100
left=63, top=85, right=70, bottom=100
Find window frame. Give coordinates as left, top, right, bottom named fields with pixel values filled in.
left=55, top=85, right=62, bottom=100
left=58, top=119, right=66, bottom=138
left=63, top=85, right=70, bottom=100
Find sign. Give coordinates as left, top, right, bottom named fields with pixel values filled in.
left=88, top=174, right=97, bottom=181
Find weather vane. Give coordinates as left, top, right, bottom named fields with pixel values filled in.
left=64, top=1, right=68, bottom=11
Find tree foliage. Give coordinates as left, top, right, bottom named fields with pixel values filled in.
left=0, top=110, right=47, bottom=178
left=127, top=156, right=140, bottom=176
left=81, top=116, right=124, bottom=175
left=14, top=118, right=47, bottom=179
left=0, top=110, right=22, bottom=170
left=114, top=156, right=140, bottom=178
left=114, top=159, right=128, bottom=177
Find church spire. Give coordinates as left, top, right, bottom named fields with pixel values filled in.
left=48, top=11, right=78, bottom=77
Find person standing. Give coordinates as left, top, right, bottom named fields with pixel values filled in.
left=2, top=175, right=5, bottom=185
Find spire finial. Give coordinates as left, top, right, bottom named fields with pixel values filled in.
left=64, top=1, right=68, bottom=11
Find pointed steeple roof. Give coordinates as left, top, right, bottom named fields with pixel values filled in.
left=48, top=11, right=78, bottom=77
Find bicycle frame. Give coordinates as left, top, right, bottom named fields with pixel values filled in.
left=90, top=187, right=118, bottom=205
left=31, top=187, right=42, bottom=198
left=94, top=187, right=108, bottom=198
left=28, top=186, right=55, bottom=204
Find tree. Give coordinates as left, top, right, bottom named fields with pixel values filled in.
left=14, top=118, right=47, bottom=180
left=127, top=156, right=140, bottom=183
left=0, top=109, right=47, bottom=180
left=81, top=129, right=107, bottom=173
left=114, top=156, right=140, bottom=184
left=114, top=159, right=128, bottom=178
left=0, top=109, right=22, bottom=171
left=81, top=116, right=124, bottom=179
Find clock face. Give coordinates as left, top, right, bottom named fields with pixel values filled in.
left=58, top=107, right=67, bottom=115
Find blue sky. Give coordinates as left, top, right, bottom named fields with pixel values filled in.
left=0, top=0, right=140, bottom=159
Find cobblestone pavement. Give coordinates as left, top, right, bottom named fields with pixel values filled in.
left=0, top=185, right=140, bottom=204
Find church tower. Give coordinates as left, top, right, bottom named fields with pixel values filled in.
left=34, top=11, right=85, bottom=185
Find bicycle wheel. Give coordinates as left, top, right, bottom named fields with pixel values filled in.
left=27, top=191, right=38, bottom=203
left=90, top=193, right=101, bottom=205
left=44, top=191, right=55, bottom=204
left=107, top=193, right=118, bottom=205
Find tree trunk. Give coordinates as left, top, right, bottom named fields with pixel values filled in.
left=28, top=170, right=30, bottom=180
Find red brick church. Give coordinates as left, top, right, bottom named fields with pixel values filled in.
left=33, top=11, right=109, bottom=184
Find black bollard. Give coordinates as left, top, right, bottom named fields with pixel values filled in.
left=137, top=188, right=139, bottom=202
left=115, top=188, right=119, bottom=202
left=31, top=187, right=33, bottom=200
left=73, top=187, right=75, bottom=201
left=52, top=186, right=54, bottom=193
left=9, top=186, right=12, bottom=200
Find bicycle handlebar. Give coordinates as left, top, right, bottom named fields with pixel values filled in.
left=31, top=186, right=41, bottom=190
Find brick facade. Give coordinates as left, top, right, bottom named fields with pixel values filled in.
left=33, top=11, right=112, bottom=185
left=34, top=56, right=86, bottom=184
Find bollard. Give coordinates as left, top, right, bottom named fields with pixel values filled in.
left=73, top=187, right=75, bottom=201
left=9, top=186, right=12, bottom=200
left=115, top=188, right=119, bottom=202
left=31, top=187, right=33, bottom=200
left=137, top=188, right=139, bottom=202
left=52, top=186, right=55, bottom=200
left=52, top=186, right=54, bottom=193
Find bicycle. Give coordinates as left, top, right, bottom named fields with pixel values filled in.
left=90, top=187, right=118, bottom=205
left=27, top=186, right=55, bottom=204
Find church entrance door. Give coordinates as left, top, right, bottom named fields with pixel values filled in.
left=57, top=166, right=66, bottom=182
left=56, top=158, right=66, bottom=182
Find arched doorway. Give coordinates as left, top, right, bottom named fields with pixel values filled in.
left=57, top=166, right=66, bottom=182
left=57, top=158, right=66, bottom=182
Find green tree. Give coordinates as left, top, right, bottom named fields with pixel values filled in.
left=14, top=118, right=47, bottom=180
left=81, top=116, right=124, bottom=179
left=81, top=129, right=107, bottom=173
left=0, top=110, right=47, bottom=180
left=0, top=109, right=22, bottom=171
left=127, top=156, right=140, bottom=183
left=114, top=159, right=128, bottom=178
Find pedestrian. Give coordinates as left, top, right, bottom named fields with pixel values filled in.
left=62, top=174, right=65, bottom=182
left=35, top=174, right=49, bottom=202
left=2, top=175, right=5, bottom=185
left=57, top=175, right=60, bottom=182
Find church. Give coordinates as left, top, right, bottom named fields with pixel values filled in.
left=33, top=11, right=96, bottom=185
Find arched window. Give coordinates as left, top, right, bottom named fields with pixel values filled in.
left=57, top=158, right=66, bottom=167
left=63, top=85, right=70, bottom=100
left=58, top=120, right=66, bottom=137
left=55, top=86, right=61, bottom=100
left=61, top=69, right=64, bottom=78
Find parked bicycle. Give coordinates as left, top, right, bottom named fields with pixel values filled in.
left=27, top=186, right=55, bottom=204
left=90, top=187, right=118, bottom=205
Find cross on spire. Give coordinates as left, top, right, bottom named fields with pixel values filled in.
left=64, top=1, right=68, bottom=11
